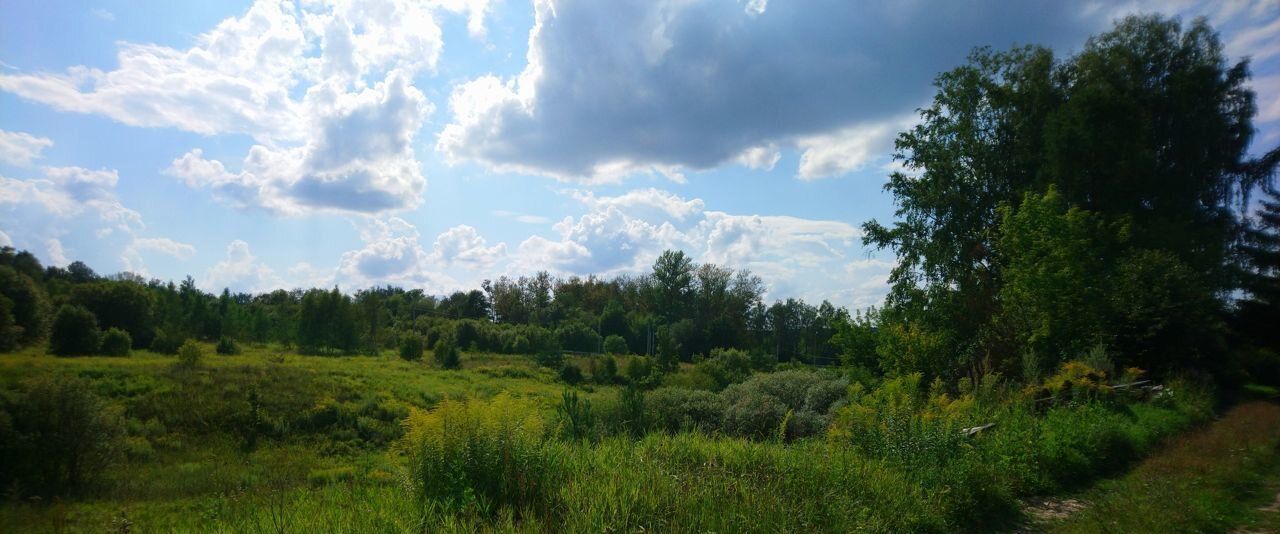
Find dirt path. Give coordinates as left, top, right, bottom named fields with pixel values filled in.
left=1027, top=402, right=1280, bottom=533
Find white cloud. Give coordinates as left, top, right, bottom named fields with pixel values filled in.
left=432, top=225, right=506, bottom=267
left=91, top=8, right=115, bottom=22
left=507, top=188, right=875, bottom=306
left=206, top=240, right=283, bottom=293
left=493, top=210, right=550, bottom=224
left=121, top=237, right=197, bottom=275
left=795, top=116, right=915, bottom=180
left=167, top=70, right=431, bottom=214
left=3, top=0, right=490, bottom=216
left=45, top=237, right=68, bottom=266
left=0, top=129, right=53, bottom=166
left=0, top=229, right=11, bottom=247
left=0, top=166, right=142, bottom=230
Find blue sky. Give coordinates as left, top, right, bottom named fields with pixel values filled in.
left=1, top=0, right=1277, bottom=309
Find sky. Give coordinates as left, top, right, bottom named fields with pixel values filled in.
left=0, top=0, right=1277, bottom=310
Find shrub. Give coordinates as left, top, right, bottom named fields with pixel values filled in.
left=625, top=356, right=654, bottom=386
left=399, top=394, right=562, bottom=516
left=0, top=374, right=124, bottom=497
left=99, top=327, right=132, bottom=357
left=434, top=335, right=461, bottom=370
left=176, top=339, right=203, bottom=369
left=645, top=387, right=722, bottom=434
left=603, top=335, right=629, bottom=355
left=49, top=304, right=101, bottom=356
left=595, top=356, right=619, bottom=384
left=399, top=334, right=425, bottom=361
left=215, top=336, right=240, bottom=355
left=559, top=364, right=585, bottom=385
left=719, top=369, right=848, bottom=439
left=149, top=328, right=183, bottom=354
left=534, top=350, right=564, bottom=369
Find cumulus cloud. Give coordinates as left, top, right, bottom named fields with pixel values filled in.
left=3, top=0, right=488, bottom=215
left=437, top=0, right=1126, bottom=182
left=0, top=129, right=53, bottom=166
left=333, top=217, right=516, bottom=292
left=0, top=166, right=142, bottom=230
left=509, top=188, right=874, bottom=306
left=432, top=225, right=506, bottom=268
left=0, top=229, right=11, bottom=247
left=167, top=71, right=430, bottom=214
left=206, top=240, right=285, bottom=293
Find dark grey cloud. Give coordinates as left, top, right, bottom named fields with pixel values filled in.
left=439, top=0, right=1117, bottom=180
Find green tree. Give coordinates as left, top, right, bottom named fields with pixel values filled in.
left=49, top=305, right=101, bottom=356
left=651, top=250, right=694, bottom=322
left=0, top=265, right=49, bottom=348
left=864, top=15, right=1277, bottom=380
left=1237, top=192, right=1280, bottom=333
left=399, top=334, right=425, bottom=361
left=994, top=187, right=1115, bottom=377
left=72, top=281, right=155, bottom=348
left=603, top=334, right=629, bottom=355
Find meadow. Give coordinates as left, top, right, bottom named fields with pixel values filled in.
left=0, top=341, right=1243, bottom=533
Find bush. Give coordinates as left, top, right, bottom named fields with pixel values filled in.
left=49, top=304, right=101, bottom=356
left=645, top=387, right=722, bottom=434
left=603, top=335, right=629, bottom=355
left=719, top=369, right=848, bottom=439
left=557, top=389, right=594, bottom=441
left=399, top=394, right=562, bottom=516
left=399, top=334, right=425, bottom=361
left=149, top=328, right=183, bottom=354
left=0, top=374, right=124, bottom=497
left=215, top=336, right=240, bottom=355
left=176, top=339, right=203, bottom=369
left=595, top=356, right=619, bottom=384
left=99, top=327, right=132, bottom=357
left=535, top=350, right=564, bottom=369
left=434, top=335, right=461, bottom=369
left=559, top=364, right=585, bottom=385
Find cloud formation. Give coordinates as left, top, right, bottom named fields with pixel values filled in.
left=0, top=129, right=53, bottom=167
left=2, top=0, right=488, bottom=215
left=437, top=0, right=1117, bottom=182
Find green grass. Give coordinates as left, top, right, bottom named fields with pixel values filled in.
left=1050, top=402, right=1280, bottom=533
left=0, top=346, right=1263, bottom=532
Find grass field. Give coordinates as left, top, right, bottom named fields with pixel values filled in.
left=0, top=343, right=1263, bottom=532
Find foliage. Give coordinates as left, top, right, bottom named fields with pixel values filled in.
left=433, top=334, right=461, bottom=370
left=398, top=334, right=424, bottom=361
left=558, top=364, right=584, bottom=385
left=215, top=336, right=240, bottom=355
left=100, top=327, right=133, bottom=357
left=602, top=334, right=629, bottom=355
left=557, top=390, right=594, bottom=441
left=0, top=264, right=49, bottom=350
left=0, top=374, right=125, bottom=497
left=49, top=304, right=101, bottom=356
left=399, top=394, right=561, bottom=517
left=176, top=339, right=203, bottom=369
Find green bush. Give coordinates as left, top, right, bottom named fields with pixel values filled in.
left=557, top=389, right=595, bottom=441
left=399, top=394, right=562, bottom=517
left=645, top=387, right=722, bottom=434
left=603, top=335, right=629, bottom=355
left=559, top=364, right=585, bottom=385
left=0, top=374, right=124, bottom=497
left=149, top=327, right=183, bottom=354
left=215, top=336, right=240, bottom=355
left=434, top=335, right=461, bottom=369
left=176, top=339, right=203, bottom=369
left=49, top=304, right=101, bottom=356
left=99, top=327, right=132, bottom=357
left=719, top=369, right=848, bottom=439
left=398, top=334, right=424, bottom=361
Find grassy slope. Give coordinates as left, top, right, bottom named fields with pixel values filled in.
left=1050, top=401, right=1280, bottom=533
